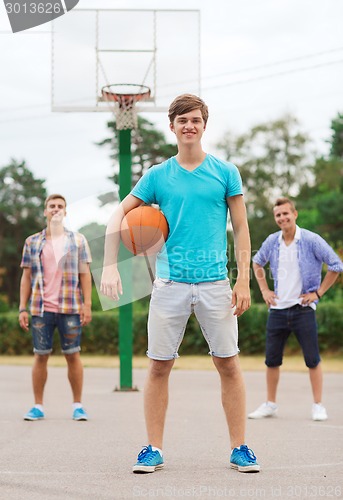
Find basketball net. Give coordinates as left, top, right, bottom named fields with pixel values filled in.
left=114, top=96, right=138, bottom=130
left=101, top=84, right=151, bottom=130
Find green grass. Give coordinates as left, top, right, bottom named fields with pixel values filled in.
left=0, top=354, right=342, bottom=372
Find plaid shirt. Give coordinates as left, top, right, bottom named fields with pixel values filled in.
left=21, top=228, right=92, bottom=317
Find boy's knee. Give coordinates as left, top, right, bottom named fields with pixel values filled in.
left=306, top=358, right=321, bottom=369
left=149, top=359, right=174, bottom=378
left=213, top=355, right=240, bottom=377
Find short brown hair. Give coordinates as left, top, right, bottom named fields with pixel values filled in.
left=44, top=194, right=67, bottom=208
left=168, top=94, right=209, bottom=125
left=274, top=197, right=296, bottom=212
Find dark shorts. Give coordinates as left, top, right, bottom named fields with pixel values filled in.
left=31, top=312, right=82, bottom=355
left=265, top=305, right=321, bottom=369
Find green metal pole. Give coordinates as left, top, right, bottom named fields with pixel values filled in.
left=118, top=128, right=134, bottom=390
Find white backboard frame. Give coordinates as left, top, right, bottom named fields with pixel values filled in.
left=51, top=8, right=201, bottom=113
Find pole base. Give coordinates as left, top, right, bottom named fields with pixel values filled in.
left=113, top=386, right=139, bottom=392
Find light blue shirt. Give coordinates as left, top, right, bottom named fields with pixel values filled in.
left=131, top=154, right=243, bottom=282
left=253, top=225, right=343, bottom=298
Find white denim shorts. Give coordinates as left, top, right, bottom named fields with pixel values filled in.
left=147, top=277, right=239, bottom=360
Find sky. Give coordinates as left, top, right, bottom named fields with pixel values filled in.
left=1, top=0, right=343, bottom=231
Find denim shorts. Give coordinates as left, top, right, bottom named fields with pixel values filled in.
left=265, top=305, right=320, bottom=368
left=147, top=277, right=239, bottom=360
left=31, top=312, right=82, bottom=355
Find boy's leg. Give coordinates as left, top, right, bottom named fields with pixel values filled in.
left=292, top=307, right=322, bottom=403
left=144, top=359, right=175, bottom=449
left=65, top=351, right=84, bottom=403
left=30, top=313, right=55, bottom=404
left=266, top=366, right=280, bottom=402
left=32, top=353, right=50, bottom=404
left=145, top=280, right=191, bottom=448
left=58, top=314, right=83, bottom=403
left=264, top=309, right=290, bottom=403
left=195, top=281, right=246, bottom=442
left=212, top=355, right=246, bottom=448
left=248, top=310, right=288, bottom=419
left=213, top=355, right=260, bottom=472
left=309, top=363, right=323, bottom=403
left=133, top=280, right=190, bottom=471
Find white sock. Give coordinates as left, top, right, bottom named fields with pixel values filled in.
left=34, top=404, right=44, bottom=412
left=72, top=402, right=83, bottom=410
left=267, top=401, right=277, bottom=408
left=151, top=446, right=163, bottom=456
left=231, top=444, right=245, bottom=453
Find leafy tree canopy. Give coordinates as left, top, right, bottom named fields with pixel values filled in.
left=216, top=114, right=312, bottom=218
left=329, top=112, right=343, bottom=159
left=96, top=116, right=178, bottom=204
left=0, top=159, right=47, bottom=306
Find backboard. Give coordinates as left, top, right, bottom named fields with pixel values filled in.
left=51, top=8, right=201, bottom=113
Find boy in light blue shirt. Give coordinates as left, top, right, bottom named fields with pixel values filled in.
left=101, top=94, right=259, bottom=473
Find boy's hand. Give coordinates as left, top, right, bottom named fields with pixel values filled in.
left=19, top=311, right=30, bottom=331
left=231, top=281, right=251, bottom=317
left=261, top=289, right=278, bottom=307
left=100, top=266, right=123, bottom=301
left=81, top=304, right=92, bottom=326
left=300, top=291, right=317, bottom=306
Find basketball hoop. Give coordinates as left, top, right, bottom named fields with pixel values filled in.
left=101, top=84, right=151, bottom=130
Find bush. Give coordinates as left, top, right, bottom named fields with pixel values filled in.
left=1, top=303, right=342, bottom=355
left=0, top=295, right=10, bottom=313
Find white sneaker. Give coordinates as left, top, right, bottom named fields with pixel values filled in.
left=312, top=403, right=328, bottom=421
left=248, top=402, right=278, bottom=419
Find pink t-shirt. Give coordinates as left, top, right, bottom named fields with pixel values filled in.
left=41, top=235, right=66, bottom=312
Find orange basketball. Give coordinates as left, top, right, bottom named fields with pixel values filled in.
left=120, top=206, right=169, bottom=256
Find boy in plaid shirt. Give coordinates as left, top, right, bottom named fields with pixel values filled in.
left=19, top=194, right=92, bottom=421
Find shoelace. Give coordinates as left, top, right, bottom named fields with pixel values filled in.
left=137, top=446, right=157, bottom=464
left=239, top=445, right=256, bottom=462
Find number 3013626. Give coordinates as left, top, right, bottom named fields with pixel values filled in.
left=5, top=3, right=63, bottom=14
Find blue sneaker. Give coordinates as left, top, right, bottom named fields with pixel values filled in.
left=132, top=445, right=164, bottom=473
left=72, top=407, right=88, bottom=421
left=230, top=445, right=260, bottom=472
left=24, top=407, right=45, bottom=421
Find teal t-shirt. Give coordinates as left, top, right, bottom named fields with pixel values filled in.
left=130, top=154, right=243, bottom=283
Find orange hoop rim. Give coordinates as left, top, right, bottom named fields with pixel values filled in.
left=101, top=84, right=151, bottom=104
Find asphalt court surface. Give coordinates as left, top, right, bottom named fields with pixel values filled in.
left=0, top=364, right=342, bottom=499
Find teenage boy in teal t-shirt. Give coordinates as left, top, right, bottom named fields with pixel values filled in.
left=101, top=94, right=260, bottom=474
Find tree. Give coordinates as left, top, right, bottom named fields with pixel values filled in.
left=216, top=115, right=313, bottom=302
left=296, top=158, right=343, bottom=246
left=78, top=222, right=106, bottom=271
left=96, top=116, right=178, bottom=205
left=78, top=222, right=107, bottom=312
left=216, top=114, right=312, bottom=218
left=296, top=112, right=343, bottom=250
left=329, top=112, right=343, bottom=159
left=0, top=159, right=47, bottom=306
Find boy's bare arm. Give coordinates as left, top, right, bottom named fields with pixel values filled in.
left=252, top=262, right=278, bottom=307
left=79, top=263, right=92, bottom=325
left=101, top=194, right=143, bottom=300
left=226, top=195, right=251, bottom=317
left=19, top=267, right=32, bottom=331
